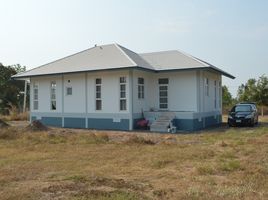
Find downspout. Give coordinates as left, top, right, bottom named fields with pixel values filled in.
left=62, top=74, right=64, bottom=127
left=85, top=72, right=88, bottom=128
left=29, top=77, right=32, bottom=122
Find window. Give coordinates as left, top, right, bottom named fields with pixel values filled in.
left=66, top=87, right=72, bottom=95
left=120, top=99, right=127, bottom=110
left=158, top=78, right=169, bottom=84
left=96, top=100, right=102, bottom=110
left=95, top=78, right=102, bottom=110
left=120, top=77, right=127, bottom=111
left=214, top=80, right=217, bottom=109
left=138, top=77, right=144, bottom=99
left=33, top=83, right=38, bottom=110
left=233, top=105, right=251, bottom=112
left=50, top=81, right=56, bottom=110
left=159, top=85, right=168, bottom=109
left=159, top=78, right=168, bottom=109
left=205, top=78, right=209, bottom=96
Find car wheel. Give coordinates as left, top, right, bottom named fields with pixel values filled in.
left=255, top=118, right=258, bottom=125
left=249, top=120, right=254, bottom=127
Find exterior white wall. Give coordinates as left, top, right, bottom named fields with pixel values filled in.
left=31, top=75, right=63, bottom=113
left=30, top=69, right=222, bottom=120
left=87, top=70, right=130, bottom=114
left=132, top=70, right=154, bottom=114
left=158, top=71, right=197, bottom=112
left=30, top=70, right=131, bottom=115
left=200, top=70, right=222, bottom=113
left=63, top=74, right=86, bottom=113
left=132, top=69, right=198, bottom=114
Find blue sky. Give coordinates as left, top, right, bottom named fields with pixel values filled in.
left=0, top=0, right=267, bottom=96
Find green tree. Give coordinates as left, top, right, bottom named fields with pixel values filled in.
left=237, top=75, right=268, bottom=116
left=255, top=75, right=268, bottom=116
left=237, top=78, right=258, bottom=102
left=0, top=63, right=26, bottom=114
left=222, top=85, right=233, bottom=106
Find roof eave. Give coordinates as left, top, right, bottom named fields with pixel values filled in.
left=11, top=66, right=152, bottom=79
left=11, top=66, right=235, bottom=79
left=154, top=66, right=235, bottom=79
left=209, top=66, right=235, bottom=79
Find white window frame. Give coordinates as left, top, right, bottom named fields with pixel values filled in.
left=33, top=83, right=38, bottom=110
left=119, top=77, right=127, bottom=111
left=95, top=78, right=102, bottom=111
left=138, top=77, right=144, bottom=99
left=158, top=78, right=169, bottom=110
left=50, top=81, right=57, bottom=110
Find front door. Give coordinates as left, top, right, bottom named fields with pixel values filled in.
left=158, top=78, right=169, bottom=110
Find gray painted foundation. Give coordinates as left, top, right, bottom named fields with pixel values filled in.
left=173, top=118, right=203, bottom=131
left=64, top=118, right=86, bottom=129
left=88, top=118, right=129, bottom=130
left=41, top=117, right=62, bottom=127
left=173, top=115, right=221, bottom=131
left=30, top=114, right=222, bottom=132
left=30, top=115, right=129, bottom=131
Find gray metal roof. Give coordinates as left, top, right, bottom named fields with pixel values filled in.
left=140, top=50, right=208, bottom=70
left=12, top=43, right=235, bottom=79
left=140, top=50, right=235, bottom=79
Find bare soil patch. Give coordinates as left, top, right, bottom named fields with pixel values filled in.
left=25, top=120, right=48, bottom=131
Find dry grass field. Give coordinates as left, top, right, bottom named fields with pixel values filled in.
left=0, top=116, right=268, bottom=200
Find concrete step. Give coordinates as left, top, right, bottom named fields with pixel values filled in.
left=151, top=121, right=170, bottom=125
left=151, top=123, right=169, bottom=128
left=156, top=119, right=172, bottom=122
left=150, top=126, right=168, bottom=132
left=149, top=112, right=176, bottom=133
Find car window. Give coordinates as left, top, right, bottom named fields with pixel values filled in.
left=234, top=105, right=252, bottom=112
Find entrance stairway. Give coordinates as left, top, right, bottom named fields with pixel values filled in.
left=150, top=112, right=176, bottom=133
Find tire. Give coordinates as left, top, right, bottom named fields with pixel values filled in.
left=255, top=117, right=259, bottom=125
left=249, top=119, right=254, bottom=127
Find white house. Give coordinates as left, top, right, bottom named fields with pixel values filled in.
left=13, top=43, right=235, bottom=132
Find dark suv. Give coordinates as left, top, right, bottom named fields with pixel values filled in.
left=228, top=103, right=258, bottom=127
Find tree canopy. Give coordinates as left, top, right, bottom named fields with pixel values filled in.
left=0, top=63, right=26, bottom=114
left=237, top=75, right=268, bottom=115
left=222, top=85, right=233, bottom=107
